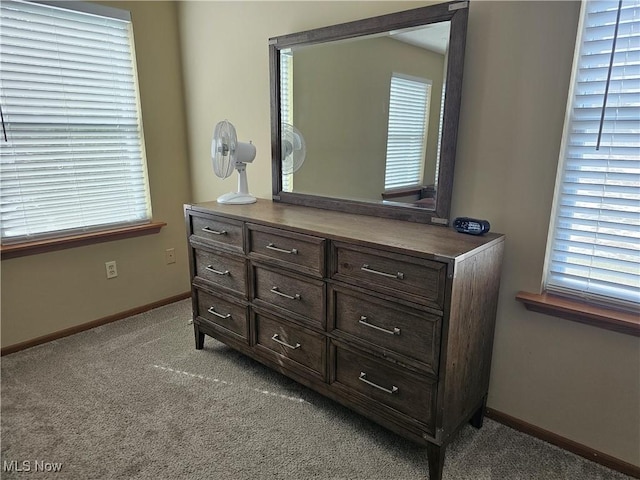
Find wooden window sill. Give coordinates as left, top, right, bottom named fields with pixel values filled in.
left=516, top=291, right=639, bottom=337
left=381, top=186, right=423, bottom=199
left=0, top=222, right=167, bottom=260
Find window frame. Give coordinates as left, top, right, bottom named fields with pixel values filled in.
left=383, top=72, right=432, bottom=192
left=280, top=49, right=294, bottom=192
left=518, top=0, right=640, bottom=337
left=0, top=0, right=157, bottom=253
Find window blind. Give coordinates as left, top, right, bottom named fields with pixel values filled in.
left=545, top=0, right=640, bottom=309
left=434, top=81, right=446, bottom=188
left=384, top=74, right=431, bottom=191
left=280, top=50, right=293, bottom=192
left=0, top=0, right=151, bottom=244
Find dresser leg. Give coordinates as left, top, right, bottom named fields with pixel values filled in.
left=470, top=395, right=487, bottom=429
left=426, top=443, right=446, bottom=480
left=194, top=325, right=204, bottom=350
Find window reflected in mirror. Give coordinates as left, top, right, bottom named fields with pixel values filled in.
left=384, top=73, right=432, bottom=191
left=280, top=21, right=450, bottom=211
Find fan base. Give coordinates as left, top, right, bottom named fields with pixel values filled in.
left=217, top=192, right=257, bottom=205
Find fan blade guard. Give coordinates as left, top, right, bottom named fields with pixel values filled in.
left=281, top=123, right=306, bottom=174
left=212, top=119, right=237, bottom=179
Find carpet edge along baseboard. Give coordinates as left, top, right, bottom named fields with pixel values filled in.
left=485, top=408, right=640, bottom=479
left=1, top=292, right=191, bottom=356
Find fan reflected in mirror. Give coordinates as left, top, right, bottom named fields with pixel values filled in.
left=281, top=123, right=306, bottom=174
left=281, top=123, right=306, bottom=192
left=211, top=119, right=257, bottom=204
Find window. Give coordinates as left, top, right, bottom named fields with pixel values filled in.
left=280, top=50, right=293, bottom=192
left=384, top=73, right=432, bottom=191
left=434, top=76, right=446, bottom=188
left=0, top=0, right=151, bottom=245
left=543, top=0, right=640, bottom=310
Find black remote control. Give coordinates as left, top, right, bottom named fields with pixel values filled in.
left=453, top=217, right=490, bottom=235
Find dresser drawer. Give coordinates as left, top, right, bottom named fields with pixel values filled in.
left=330, top=286, right=441, bottom=375
left=252, top=265, right=325, bottom=329
left=248, top=224, right=325, bottom=277
left=191, top=214, right=244, bottom=253
left=255, top=313, right=325, bottom=378
left=194, top=249, right=247, bottom=296
left=333, top=345, right=436, bottom=429
left=195, top=289, right=249, bottom=342
left=331, top=242, right=447, bottom=309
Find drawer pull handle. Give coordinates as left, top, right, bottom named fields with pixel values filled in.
left=271, top=333, right=301, bottom=350
left=361, top=264, right=404, bottom=280
left=359, top=316, right=401, bottom=336
left=202, top=226, right=227, bottom=235
left=359, top=372, right=399, bottom=395
left=270, top=286, right=301, bottom=301
left=206, top=265, right=230, bottom=276
left=266, top=243, right=298, bottom=255
left=207, top=306, right=231, bottom=319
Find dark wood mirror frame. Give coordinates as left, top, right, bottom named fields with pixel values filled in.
left=269, top=1, right=469, bottom=225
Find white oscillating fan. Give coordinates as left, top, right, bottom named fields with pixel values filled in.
left=281, top=123, right=306, bottom=174
left=211, top=120, right=257, bottom=204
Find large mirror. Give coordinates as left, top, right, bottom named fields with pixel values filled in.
left=270, top=1, right=469, bottom=224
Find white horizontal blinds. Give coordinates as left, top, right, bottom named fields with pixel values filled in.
left=0, top=0, right=151, bottom=243
left=280, top=50, right=293, bottom=192
left=434, top=81, right=446, bottom=188
left=384, top=74, right=431, bottom=190
left=546, top=0, right=640, bottom=308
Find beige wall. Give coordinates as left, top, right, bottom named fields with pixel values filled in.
left=455, top=1, right=639, bottom=466
left=178, top=0, right=640, bottom=467
left=0, top=1, right=192, bottom=348
left=292, top=37, right=444, bottom=201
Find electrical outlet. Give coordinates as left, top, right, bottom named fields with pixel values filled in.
left=105, top=261, right=118, bottom=279
left=165, top=248, right=176, bottom=264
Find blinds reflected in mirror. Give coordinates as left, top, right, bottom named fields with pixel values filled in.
left=383, top=74, right=432, bottom=191
left=280, top=51, right=293, bottom=192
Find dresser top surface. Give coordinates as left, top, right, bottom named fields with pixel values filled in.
left=186, top=199, right=504, bottom=261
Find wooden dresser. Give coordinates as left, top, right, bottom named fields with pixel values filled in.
left=185, top=200, right=504, bottom=480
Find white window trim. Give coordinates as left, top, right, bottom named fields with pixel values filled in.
left=0, top=0, right=152, bottom=245
left=34, top=0, right=130, bottom=21
left=280, top=49, right=293, bottom=192
left=384, top=73, right=432, bottom=191
left=541, top=0, right=640, bottom=311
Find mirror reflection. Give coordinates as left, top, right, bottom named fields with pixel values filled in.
left=281, top=21, right=451, bottom=210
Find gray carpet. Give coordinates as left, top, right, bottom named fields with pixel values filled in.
left=0, top=300, right=633, bottom=480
